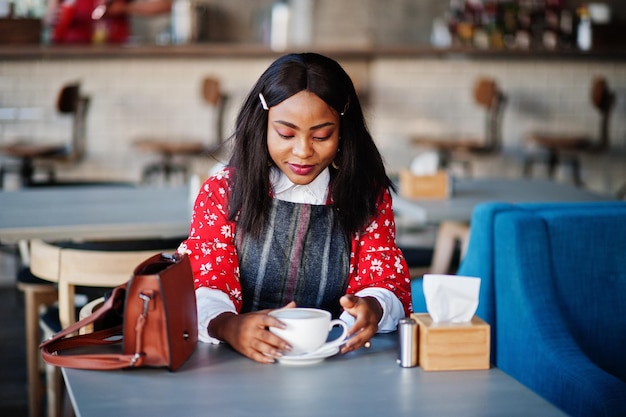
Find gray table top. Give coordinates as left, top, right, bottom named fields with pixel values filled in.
left=2, top=179, right=608, bottom=243
left=393, top=177, right=612, bottom=224
left=0, top=185, right=191, bottom=243
left=63, top=334, right=567, bottom=417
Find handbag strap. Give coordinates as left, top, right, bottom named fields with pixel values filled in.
left=39, top=285, right=151, bottom=370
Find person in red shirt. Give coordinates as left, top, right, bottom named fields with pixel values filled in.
left=49, top=0, right=171, bottom=44
left=178, top=53, right=413, bottom=364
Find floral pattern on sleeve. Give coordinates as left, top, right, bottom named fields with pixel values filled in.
left=346, top=189, right=413, bottom=316
left=177, top=169, right=244, bottom=311
left=179, top=168, right=413, bottom=316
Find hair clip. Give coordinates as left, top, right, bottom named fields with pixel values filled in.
left=340, top=101, right=349, bottom=116
left=259, top=93, right=269, bottom=110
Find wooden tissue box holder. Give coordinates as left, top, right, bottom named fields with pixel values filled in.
left=411, top=313, right=490, bottom=371
left=399, top=169, right=449, bottom=199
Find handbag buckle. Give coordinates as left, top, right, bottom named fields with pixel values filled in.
left=139, top=292, right=153, bottom=316
left=130, top=352, right=143, bottom=366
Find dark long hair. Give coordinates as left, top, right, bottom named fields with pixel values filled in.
left=228, top=52, right=394, bottom=238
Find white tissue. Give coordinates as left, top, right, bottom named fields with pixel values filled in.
left=422, top=274, right=481, bottom=323
left=409, top=151, right=440, bottom=176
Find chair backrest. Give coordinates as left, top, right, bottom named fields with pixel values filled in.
left=473, top=78, right=506, bottom=152
left=456, top=201, right=625, bottom=362
left=515, top=204, right=626, bottom=381
left=482, top=202, right=626, bottom=416
left=56, top=81, right=90, bottom=163
left=57, top=83, right=80, bottom=114
left=202, top=76, right=228, bottom=148
left=590, top=76, right=615, bottom=151
left=29, top=239, right=180, bottom=329
left=30, top=239, right=62, bottom=281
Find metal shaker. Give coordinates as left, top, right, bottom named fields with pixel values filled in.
left=397, top=317, right=418, bottom=367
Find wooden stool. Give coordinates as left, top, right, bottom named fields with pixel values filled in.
left=134, top=77, right=228, bottom=184
left=411, top=78, right=507, bottom=177
left=0, top=82, right=90, bottom=188
left=523, top=76, right=615, bottom=186
left=16, top=273, right=58, bottom=417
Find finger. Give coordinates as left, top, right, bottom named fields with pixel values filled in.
left=258, top=326, right=293, bottom=353
left=339, top=294, right=358, bottom=310
left=341, top=333, right=373, bottom=354
left=242, top=329, right=290, bottom=363
left=249, top=349, right=278, bottom=364
left=346, top=313, right=370, bottom=337
left=251, top=310, right=287, bottom=330
left=341, top=335, right=366, bottom=353
left=341, top=326, right=376, bottom=354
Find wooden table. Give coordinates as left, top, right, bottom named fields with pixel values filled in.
left=63, top=333, right=568, bottom=417
left=0, top=185, right=192, bottom=244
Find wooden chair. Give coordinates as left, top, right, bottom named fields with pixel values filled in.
left=24, top=238, right=180, bottom=417
left=429, top=221, right=469, bottom=275
left=16, top=272, right=58, bottom=417
left=78, top=297, right=106, bottom=335
left=523, top=76, right=615, bottom=186
left=0, top=82, right=90, bottom=188
left=411, top=77, right=507, bottom=177
left=134, top=76, right=228, bottom=184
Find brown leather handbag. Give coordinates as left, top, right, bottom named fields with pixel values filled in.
left=40, top=253, right=198, bottom=371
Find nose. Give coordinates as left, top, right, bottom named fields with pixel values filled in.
left=292, top=136, right=314, bottom=158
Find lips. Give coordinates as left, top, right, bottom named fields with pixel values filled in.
left=288, top=163, right=315, bottom=176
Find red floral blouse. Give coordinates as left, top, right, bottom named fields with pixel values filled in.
left=178, top=168, right=413, bottom=316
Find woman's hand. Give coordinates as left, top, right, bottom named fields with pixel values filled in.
left=339, top=294, right=382, bottom=354
left=208, top=301, right=296, bottom=363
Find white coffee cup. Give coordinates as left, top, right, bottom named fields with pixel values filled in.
left=268, top=308, right=349, bottom=356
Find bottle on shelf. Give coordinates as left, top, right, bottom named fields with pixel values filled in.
left=576, top=4, right=592, bottom=51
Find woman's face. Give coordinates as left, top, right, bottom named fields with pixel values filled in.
left=267, top=90, right=340, bottom=186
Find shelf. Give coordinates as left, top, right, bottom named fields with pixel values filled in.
left=1, top=43, right=626, bottom=61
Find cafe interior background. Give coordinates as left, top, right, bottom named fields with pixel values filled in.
left=1, top=0, right=624, bottom=189
left=0, top=1, right=625, bottom=415
left=1, top=1, right=625, bottom=259
left=1, top=0, right=625, bottom=275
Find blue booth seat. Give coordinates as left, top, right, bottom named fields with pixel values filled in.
left=418, top=201, right=626, bottom=417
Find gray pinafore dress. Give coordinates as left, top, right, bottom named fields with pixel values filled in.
left=236, top=199, right=350, bottom=318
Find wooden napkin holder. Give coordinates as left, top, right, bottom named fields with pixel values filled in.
left=411, top=313, right=490, bottom=371
left=399, top=169, right=449, bottom=199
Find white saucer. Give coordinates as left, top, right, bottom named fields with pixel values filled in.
left=276, top=346, right=340, bottom=366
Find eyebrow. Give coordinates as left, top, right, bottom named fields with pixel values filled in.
left=273, top=120, right=336, bottom=131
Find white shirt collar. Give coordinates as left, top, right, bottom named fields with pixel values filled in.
left=270, top=167, right=330, bottom=205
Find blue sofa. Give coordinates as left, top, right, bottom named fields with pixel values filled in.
left=411, top=201, right=626, bottom=416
